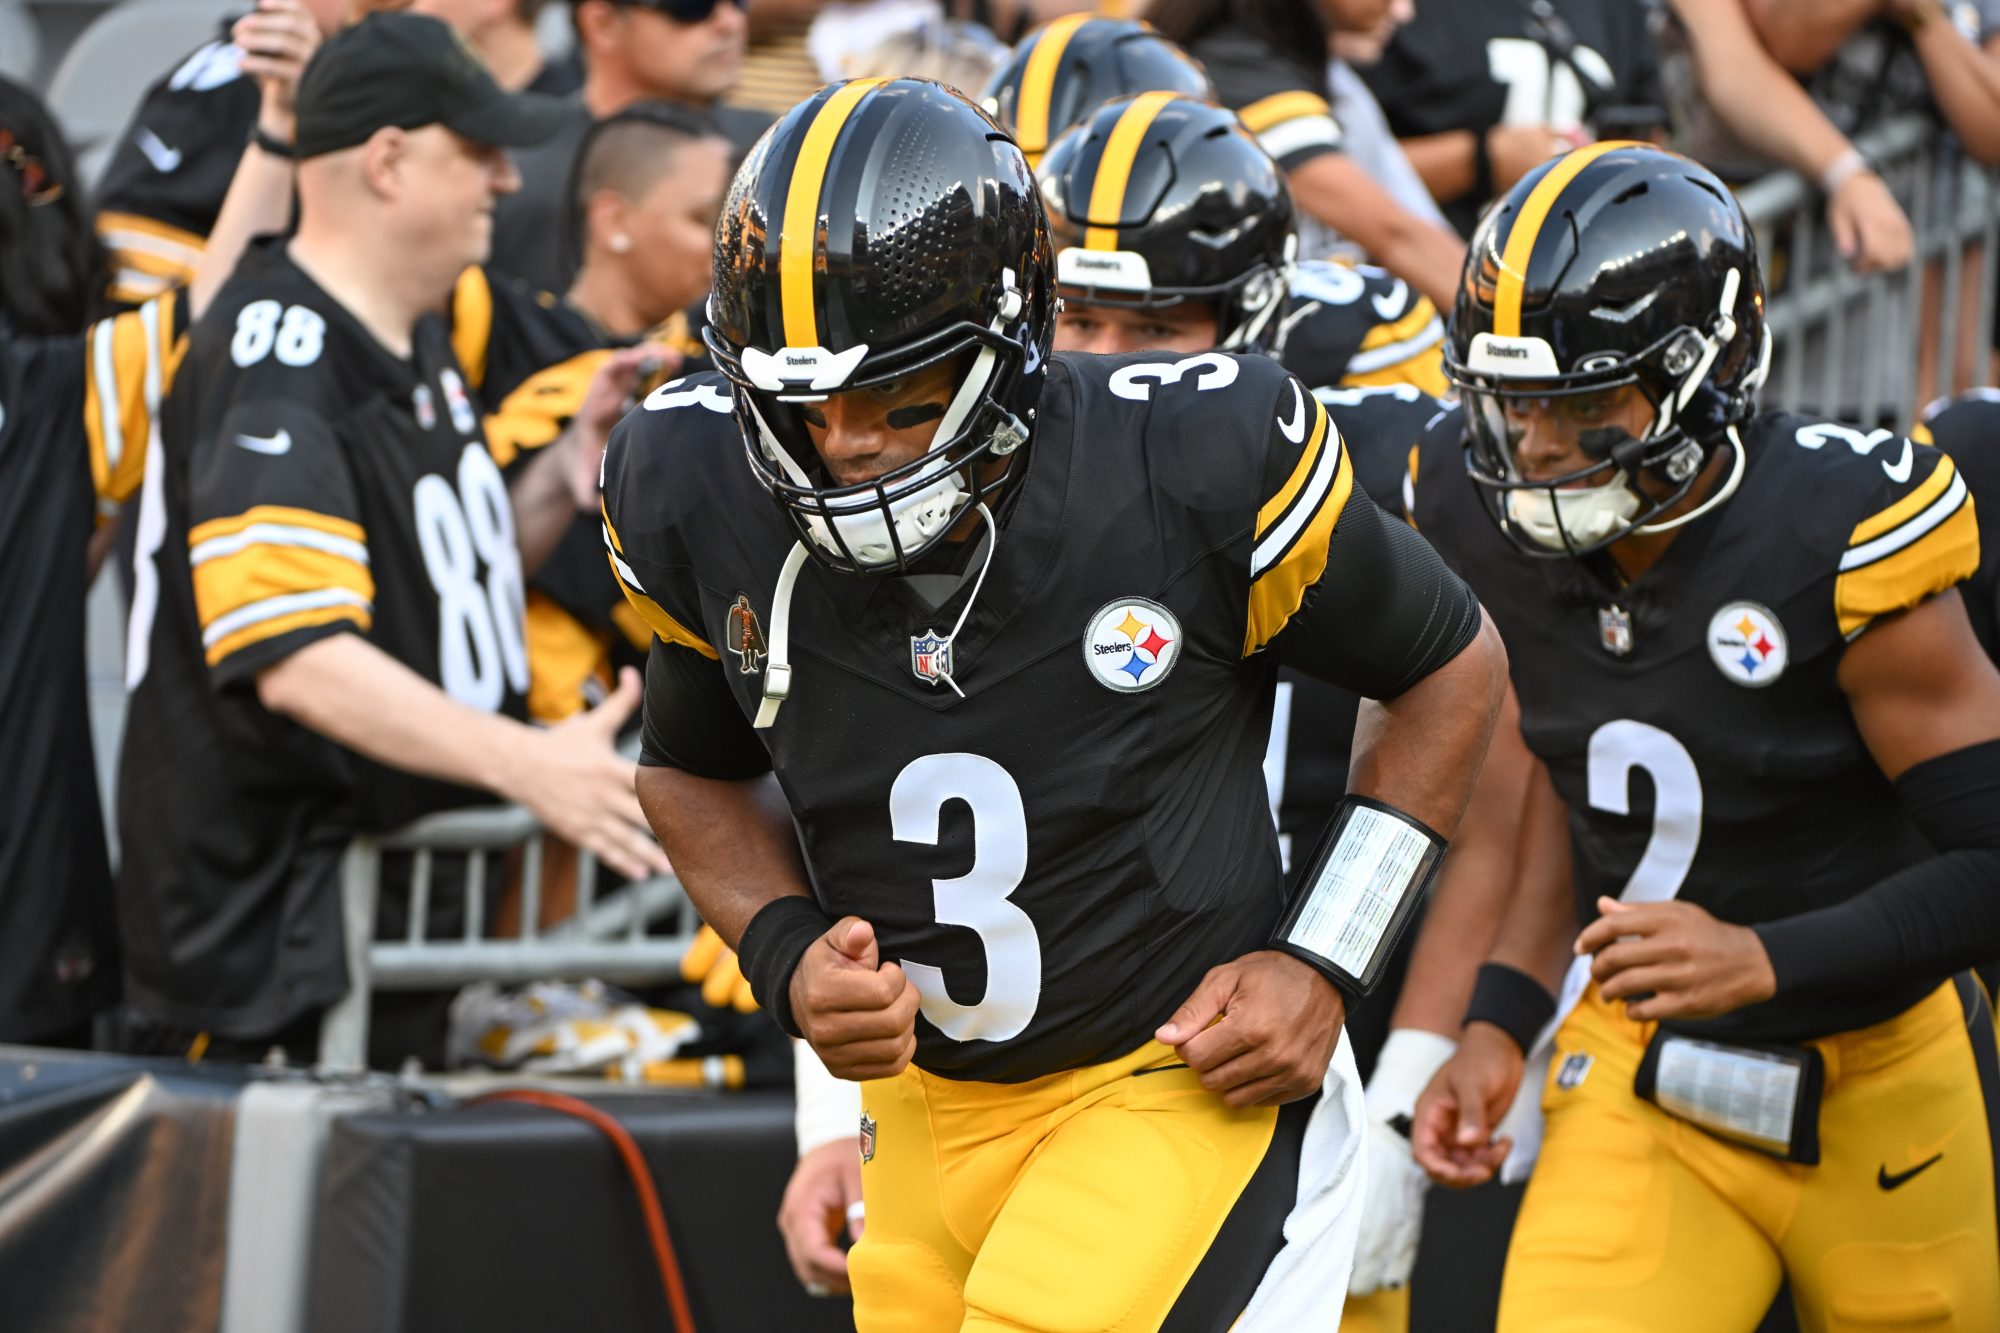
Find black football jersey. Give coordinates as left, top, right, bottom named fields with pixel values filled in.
left=1413, top=409, right=1981, bottom=1042
left=1187, top=22, right=1344, bottom=172
left=0, top=295, right=186, bottom=1039
left=1359, top=0, right=1664, bottom=235
left=606, top=351, right=1426, bottom=1081
left=451, top=266, right=709, bottom=718
left=117, top=241, right=529, bottom=1036
left=95, top=29, right=261, bottom=309
left=1272, top=261, right=1451, bottom=400
left=1915, top=389, right=2000, bottom=663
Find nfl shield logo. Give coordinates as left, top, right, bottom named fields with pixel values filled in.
left=1598, top=605, right=1634, bottom=657
left=910, top=629, right=951, bottom=686
left=859, top=1111, right=877, bottom=1164
left=1556, top=1052, right=1594, bottom=1091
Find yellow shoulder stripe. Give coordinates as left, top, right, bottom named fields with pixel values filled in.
left=1835, top=491, right=1978, bottom=637
left=1256, top=394, right=1330, bottom=540
left=191, top=505, right=366, bottom=547
left=1237, top=91, right=1329, bottom=133
left=206, top=603, right=370, bottom=668
left=1850, top=454, right=1958, bottom=547
left=194, top=545, right=375, bottom=631
left=85, top=292, right=188, bottom=510
left=1245, top=418, right=1353, bottom=657
left=602, top=505, right=719, bottom=659
left=452, top=265, right=495, bottom=391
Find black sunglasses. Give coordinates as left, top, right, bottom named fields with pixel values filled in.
left=624, top=0, right=743, bottom=24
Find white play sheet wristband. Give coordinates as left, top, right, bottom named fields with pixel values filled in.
left=1272, top=797, right=1447, bottom=995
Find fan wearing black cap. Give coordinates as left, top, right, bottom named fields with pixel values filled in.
left=112, top=13, right=671, bottom=1070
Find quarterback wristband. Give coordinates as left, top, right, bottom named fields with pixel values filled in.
left=1271, top=796, right=1447, bottom=997
left=1463, top=963, right=1556, bottom=1055
left=737, top=896, right=835, bottom=1039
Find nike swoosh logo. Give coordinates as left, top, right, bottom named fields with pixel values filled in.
left=1878, top=1152, right=1943, bottom=1190
left=1371, top=280, right=1410, bottom=321
left=135, top=127, right=182, bottom=173
left=1277, top=379, right=1307, bottom=444
left=236, top=429, right=293, bottom=456
left=1882, top=439, right=1914, bottom=483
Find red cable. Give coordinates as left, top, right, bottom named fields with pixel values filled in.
left=473, top=1089, right=698, bottom=1333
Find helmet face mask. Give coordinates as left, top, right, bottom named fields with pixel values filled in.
left=704, top=79, right=1055, bottom=575
left=1446, top=143, right=1770, bottom=559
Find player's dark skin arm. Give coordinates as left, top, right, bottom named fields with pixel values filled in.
left=1158, top=609, right=1509, bottom=1108
left=635, top=764, right=924, bottom=1080
left=1412, top=741, right=1577, bottom=1187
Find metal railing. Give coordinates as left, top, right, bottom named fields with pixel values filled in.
left=318, top=806, right=697, bottom=1073
left=1738, top=112, right=1998, bottom=428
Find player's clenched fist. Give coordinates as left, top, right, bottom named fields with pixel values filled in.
left=791, top=918, right=921, bottom=1081
left=1156, top=950, right=1345, bottom=1107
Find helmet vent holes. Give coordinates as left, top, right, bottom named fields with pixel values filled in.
left=1611, top=181, right=1650, bottom=206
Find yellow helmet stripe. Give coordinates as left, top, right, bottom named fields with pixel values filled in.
left=779, top=78, right=886, bottom=350
left=1084, top=90, right=1177, bottom=251
left=1493, top=140, right=1637, bottom=338
left=1017, top=14, right=1093, bottom=160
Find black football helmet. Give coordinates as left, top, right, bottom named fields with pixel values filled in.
left=705, top=78, right=1055, bottom=574
left=981, top=15, right=1213, bottom=168
left=1446, top=142, right=1770, bottom=557
left=1037, top=94, right=1295, bottom=352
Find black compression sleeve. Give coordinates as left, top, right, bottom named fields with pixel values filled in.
left=1275, top=492, right=1484, bottom=699
left=639, top=638, right=774, bottom=779
left=1754, top=739, right=2000, bottom=997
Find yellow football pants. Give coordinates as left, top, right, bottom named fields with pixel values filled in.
left=1338, top=1286, right=1410, bottom=1333
left=849, top=1041, right=1308, bottom=1333
left=1500, top=976, right=2000, bottom=1332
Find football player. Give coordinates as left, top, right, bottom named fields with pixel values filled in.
left=113, top=14, right=669, bottom=1069
left=979, top=13, right=1214, bottom=169
left=1406, top=143, right=2000, bottom=1329
left=606, top=78, right=1507, bottom=1330
left=1914, top=388, right=2000, bottom=660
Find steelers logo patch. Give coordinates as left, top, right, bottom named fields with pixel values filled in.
left=1707, top=601, right=1788, bottom=687
left=1083, top=597, right=1181, bottom=693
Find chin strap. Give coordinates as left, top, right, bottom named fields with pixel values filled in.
left=1632, top=424, right=1746, bottom=536
left=753, top=541, right=811, bottom=729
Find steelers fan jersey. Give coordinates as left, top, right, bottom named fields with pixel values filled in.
left=1411, top=409, right=1981, bottom=1043
left=1187, top=22, right=1344, bottom=172
left=117, top=240, right=529, bottom=1037
left=1358, top=0, right=1664, bottom=235
left=606, top=351, right=1423, bottom=1082
left=0, top=295, right=186, bottom=1039
left=1273, top=260, right=1451, bottom=400
left=450, top=265, right=708, bottom=718
left=1914, top=388, right=2000, bottom=663
left=95, top=29, right=260, bottom=308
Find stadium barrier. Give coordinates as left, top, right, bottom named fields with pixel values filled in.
left=1738, top=111, right=1999, bottom=429
left=318, top=805, right=697, bottom=1072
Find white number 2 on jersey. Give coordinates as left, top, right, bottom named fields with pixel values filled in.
left=1586, top=720, right=1702, bottom=904
left=890, top=753, right=1042, bottom=1042
left=414, top=444, right=529, bottom=710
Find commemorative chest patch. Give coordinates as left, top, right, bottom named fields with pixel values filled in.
left=1707, top=601, right=1788, bottom=687
left=1083, top=597, right=1181, bottom=693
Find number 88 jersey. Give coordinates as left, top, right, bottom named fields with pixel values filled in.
left=118, top=240, right=529, bottom=1037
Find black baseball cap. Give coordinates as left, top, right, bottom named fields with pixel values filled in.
left=294, top=12, right=570, bottom=160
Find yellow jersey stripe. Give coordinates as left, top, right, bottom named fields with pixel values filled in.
left=1245, top=437, right=1353, bottom=656
left=1910, top=421, right=1936, bottom=446
left=96, top=210, right=204, bottom=254
left=601, top=505, right=719, bottom=658
left=1494, top=141, right=1631, bottom=338
left=485, top=349, right=613, bottom=469
left=1084, top=90, right=1177, bottom=251
left=206, top=603, right=371, bottom=668
left=1834, top=487, right=1978, bottom=637
left=451, top=265, right=495, bottom=391
left=524, top=591, right=610, bottom=723
left=190, top=505, right=367, bottom=547
left=1016, top=13, right=1093, bottom=158
left=1256, top=394, right=1329, bottom=540
left=1850, top=453, right=1959, bottom=546
left=781, top=79, right=886, bottom=350
left=193, top=544, right=376, bottom=630
left=1237, top=91, right=1329, bottom=134
left=1359, top=300, right=1441, bottom=352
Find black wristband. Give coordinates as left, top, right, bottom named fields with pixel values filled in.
left=736, top=897, right=835, bottom=1039
left=1463, top=962, right=1555, bottom=1055
left=249, top=126, right=294, bottom=159
left=1471, top=126, right=1495, bottom=202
